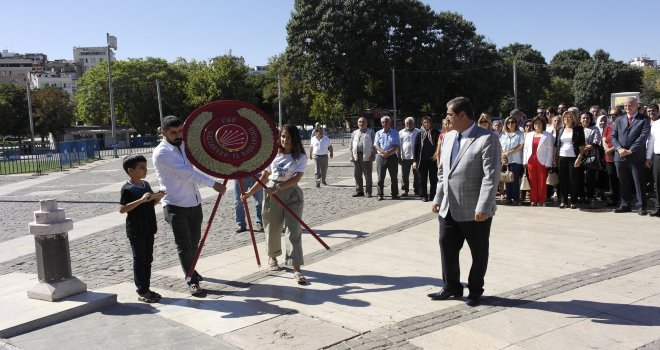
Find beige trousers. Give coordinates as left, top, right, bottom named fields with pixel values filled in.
left=263, top=184, right=304, bottom=266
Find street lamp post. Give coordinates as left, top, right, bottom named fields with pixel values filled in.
left=107, top=33, right=118, bottom=158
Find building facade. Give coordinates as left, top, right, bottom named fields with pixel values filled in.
left=72, top=46, right=114, bottom=76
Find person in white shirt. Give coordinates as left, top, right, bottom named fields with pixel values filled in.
left=398, top=117, right=420, bottom=196
left=153, top=116, right=227, bottom=297
left=309, top=127, right=333, bottom=188
left=243, top=124, right=309, bottom=284
left=645, top=104, right=660, bottom=216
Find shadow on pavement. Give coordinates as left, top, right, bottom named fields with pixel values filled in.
left=483, top=296, right=660, bottom=326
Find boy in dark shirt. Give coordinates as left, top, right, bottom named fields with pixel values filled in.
left=119, top=155, right=166, bottom=303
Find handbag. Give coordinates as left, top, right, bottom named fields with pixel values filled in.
left=582, top=154, right=603, bottom=171
left=520, top=173, right=530, bottom=191
left=546, top=170, right=559, bottom=186
left=501, top=166, right=514, bottom=184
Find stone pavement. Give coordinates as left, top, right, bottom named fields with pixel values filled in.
left=0, top=144, right=659, bottom=349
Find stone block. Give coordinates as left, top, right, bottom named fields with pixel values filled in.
left=34, top=209, right=66, bottom=224
left=27, top=277, right=87, bottom=301
left=28, top=220, right=74, bottom=236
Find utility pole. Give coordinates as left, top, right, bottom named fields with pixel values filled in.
left=107, top=33, right=118, bottom=158
left=156, top=79, right=164, bottom=126
left=277, top=75, right=283, bottom=129
left=392, top=68, right=397, bottom=127
left=513, top=60, right=518, bottom=110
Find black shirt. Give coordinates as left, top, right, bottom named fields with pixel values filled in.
left=120, top=180, right=158, bottom=238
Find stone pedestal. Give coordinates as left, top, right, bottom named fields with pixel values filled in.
left=27, top=199, right=87, bottom=301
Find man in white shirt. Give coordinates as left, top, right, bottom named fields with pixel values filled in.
left=153, top=116, right=227, bottom=297
left=398, top=117, right=420, bottom=196
left=645, top=104, right=660, bottom=217
left=309, top=127, right=333, bottom=188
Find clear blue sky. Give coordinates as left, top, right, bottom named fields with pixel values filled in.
left=2, top=0, right=658, bottom=67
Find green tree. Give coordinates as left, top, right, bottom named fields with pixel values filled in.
left=184, top=55, right=252, bottom=109
left=261, top=54, right=313, bottom=125
left=31, top=86, right=75, bottom=139
left=573, top=56, right=643, bottom=108
left=309, top=89, right=343, bottom=124
left=75, top=58, right=188, bottom=134
left=540, top=76, right=574, bottom=109
left=549, top=48, right=591, bottom=79
left=0, top=83, right=29, bottom=139
left=641, top=67, right=660, bottom=104
left=499, top=43, right=550, bottom=115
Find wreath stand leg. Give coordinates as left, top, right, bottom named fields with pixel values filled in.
left=252, top=175, right=330, bottom=250
left=238, top=180, right=261, bottom=267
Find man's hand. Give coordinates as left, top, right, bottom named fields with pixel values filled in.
left=213, top=182, right=226, bottom=195
left=431, top=204, right=440, bottom=213
left=475, top=212, right=489, bottom=222
left=152, top=191, right=166, bottom=201
left=350, top=155, right=355, bottom=162
left=618, top=148, right=628, bottom=157
left=645, top=160, right=653, bottom=168
left=370, top=155, right=376, bottom=162
left=412, top=162, right=417, bottom=170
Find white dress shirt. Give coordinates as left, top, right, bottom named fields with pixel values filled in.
left=153, top=140, right=216, bottom=207
left=647, top=120, right=660, bottom=160
left=398, top=128, right=420, bottom=160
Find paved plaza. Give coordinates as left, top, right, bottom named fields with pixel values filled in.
left=0, top=144, right=659, bottom=349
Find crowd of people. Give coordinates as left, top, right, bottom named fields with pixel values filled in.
left=116, top=97, right=659, bottom=305
left=348, top=98, right=659, bottom=217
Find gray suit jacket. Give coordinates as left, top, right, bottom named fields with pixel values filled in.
left=433, top=125, right=501, bottom=222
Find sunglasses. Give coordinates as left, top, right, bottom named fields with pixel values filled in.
left=479, top=120, right=489, bottom=124
left=506, top=121, right=517, bottom=124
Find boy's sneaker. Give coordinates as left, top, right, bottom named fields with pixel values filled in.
left=236, top=226, right=247, bottom=233
left=255, top=223, right=264, bottom=232
left=189, top=283, right=206, bottom=297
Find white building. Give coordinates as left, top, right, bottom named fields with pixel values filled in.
left=249, top=65, right=268, bottom=75
left=629, top=56, right=657, bottom=68
left=73, top=46, right=114, bottom=76
left=30, top=73, right=76, bottom=97
left=0, top=50, right=41, bottom=86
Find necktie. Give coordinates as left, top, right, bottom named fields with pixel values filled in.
left=450, top=133, right=462, bottom=167
left=628, top=116, right=633, bottom=125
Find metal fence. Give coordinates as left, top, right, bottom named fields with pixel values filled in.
left=0, top=136, right=159, bottom=175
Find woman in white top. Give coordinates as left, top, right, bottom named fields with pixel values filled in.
left=555, top=111, right=585, bottom=209
left=523, top=117, right=555, bottom=206
left=579, top=112, right=602, bottom=204
left=500, top=116, right=525, bottom=205
left=244, top=124, right=308, bottom=284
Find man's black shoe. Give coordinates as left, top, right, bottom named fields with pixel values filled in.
left=236, top=226, right=247, bottom=233
left=316, top=182, right=320, bottom=188
left=427, top=288, right=463, bottom=300
left=466, top=294, right=481, bottom=307
left=366, top=193, right=373, bottom=198
left=189, top=283, right=206, bottom=297
left=352, top=192, right=365, bottom=197
left=614, top=206, right=631, bottom=213
left=392, top=195, right=400, bottom=200
left=639, top=208, right=648, bottom=216
left=421, top=197, right=429, bottom=202
left=402, top=191, right=408, bottom=196
left=649, top=209, right=660, bottom=217
left=378, top=195, right=384, bottom=201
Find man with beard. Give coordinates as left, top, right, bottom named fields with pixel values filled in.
left=153, top=115, right=227, bottom=297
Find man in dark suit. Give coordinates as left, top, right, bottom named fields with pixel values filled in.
left=611, top=97, right=651, bottom=215
left=413, top=116, right=440, bottom=202
left=428, top=97, right=501, bottom=307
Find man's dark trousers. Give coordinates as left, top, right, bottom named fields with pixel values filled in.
left=376, top=154, right=399, bottom=197
left=439, top=210, right=491, bottom=296
left=615, top=159, right=646, bottom=209
left=163, top=204, right=203, bottom=284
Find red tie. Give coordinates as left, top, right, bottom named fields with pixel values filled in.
left=628, top=116, right=633, bottom=125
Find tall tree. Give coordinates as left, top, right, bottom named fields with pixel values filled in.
left=573, top=57, right=643, bottom=109
left=641, top=67, right=660, bottom=104
left=184, top=55, right=252, bottom=109
left=0, top=83, right=29, bottom=139
left=499, top=43, right=550, bottom=115
left=549, top=48, right=591, bottom=79
left=75, top=58, right=188, bottom=134
left=31, top=86, right=75, bottom=139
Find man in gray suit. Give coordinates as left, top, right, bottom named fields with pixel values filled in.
left=428, top=97, right=501, bottom=307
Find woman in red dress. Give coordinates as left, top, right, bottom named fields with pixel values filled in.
left=523, top=117, right=555, bottom=206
